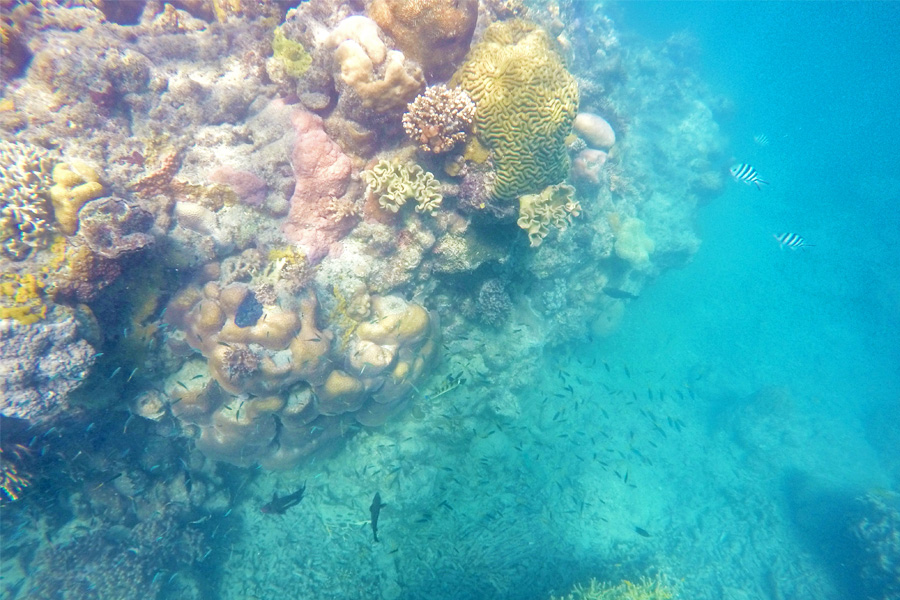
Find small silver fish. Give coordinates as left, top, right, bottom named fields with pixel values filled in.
left=753, top=133, right=770, bottom=147
left=773, top=232, right=812, bottom=249
left=730, top=163, right=768, bottom=189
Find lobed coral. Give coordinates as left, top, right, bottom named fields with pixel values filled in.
left=363, top=159, right=443, bottom=215
left=369, top=0, right=479, bottom=81
left=402, top=85, right=476, bottom=154
left=452, top=20, right=579, bottom=202
left=48, top=160, right=105, bottom=235
left=516, top=183, right=581, bottom=247
left=0, top=140, right=56, bottom=261
left=326, top=15, right=426, bottom=117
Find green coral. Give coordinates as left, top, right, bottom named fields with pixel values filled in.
left=362, top=160, right=443, bottom=215
left=551, top=574, right=678, bottom=600
left=452, top=20, right=579, bottom=202
left=516, top=183, right=580, bottom=247
left=0, top=140, right=56, bottom=261
left=272, top=25, right=311, bottom=79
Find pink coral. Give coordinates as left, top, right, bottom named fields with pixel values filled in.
left=282, top=110, right=355, bottom=264
left=209, top=166, right=268, bottom=207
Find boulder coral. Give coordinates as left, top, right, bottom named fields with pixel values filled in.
left=613, top=216, right=655, bottom=267
left=369, top=0, right=479, bottom=81
left=452, top=20, right=579, bottom=202
left=326, top=15, right=425, bottom=118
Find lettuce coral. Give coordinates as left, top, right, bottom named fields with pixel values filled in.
left=452, top=20, right=579, bottom=202
left=363, top=159, right=443, bottom=215
left=516, top=183, right=581, bottom=247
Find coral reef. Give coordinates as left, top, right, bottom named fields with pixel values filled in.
left=452, top=20, right=579, bottom=202
left=48, top=160, right=105, bottom=235
left=402, top=84, right=476, bottom=154
left=573, top=112, right=617, bottom=150
left=0, top=312, right=96, bottom=422
left=612, top=216, right=655, bottom=268
left=363, top=159, right=443, bottom=215
left=77, top=197, right=155, bottom=259
left=851, top=490, right=900, bottom=600
left=282, top=110, right=356, bottom=263
left=369, top=0, right=479, bottom=81
left=325, top=15, right=426, bottom=119
left=0, top=140, right=56, bottom=261
left=517, top=183, right=581, bottom=247
left=551, top=574, right=678, bottom=600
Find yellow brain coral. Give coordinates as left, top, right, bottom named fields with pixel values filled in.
left=452, top=20, right=579, bottom=202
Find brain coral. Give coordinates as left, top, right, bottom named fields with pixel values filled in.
left=452, top=20, right=579, bottom=203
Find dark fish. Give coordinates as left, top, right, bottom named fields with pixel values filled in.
left=602, top=287, right=639, bottom=300
left=634, top=526, right=651, bottom=537
left=235, top=291, right=263, bottom=328
left=624, top=365, right=631, bottom=379
left=370, top=492, right=387, bottom=542
left=261, top=483, right=306, bottom=514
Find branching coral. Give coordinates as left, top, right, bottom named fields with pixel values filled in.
left=402, top=85, right=476, bottom=154
left=516, top=183, right=581, bottom=247
left=452, top=20, right=579, bottom=202
left=0, top=140, right=55, bottom=260
left=363, top=159, right=443, bottom=215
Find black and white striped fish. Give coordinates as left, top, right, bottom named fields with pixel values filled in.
left=773, top=233, right=813, bottom=249
left=730, top=163, right=768, bottom=189
left=753, top=134, right=770, bottom=147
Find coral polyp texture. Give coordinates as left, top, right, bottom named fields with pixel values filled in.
left=0, top=140, right=56, bottom=260
left=402, top=84, right=476, bottom=154
left=163, top=278, right=438, bottom=468
left=369, top=0, right=479, bottom=81
left=452, top=20, right=579, bottom=202
left=363, top=159, right=443, bottom=214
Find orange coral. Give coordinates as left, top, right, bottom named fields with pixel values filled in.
left=369, top=0, right=478, bottom=81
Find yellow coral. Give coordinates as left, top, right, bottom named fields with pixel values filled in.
left=452, top=20, right=578, bottom=202
left=0, top=273, right=47, bottom=324
left=517, top=183, right=580, bottom=247
left=551, top=574, right=677, bottom=600
left=49, top=161, right=104, bottom=235
left=363, top=159, right=443, bottom=214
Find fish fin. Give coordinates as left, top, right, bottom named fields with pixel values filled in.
left=754, top=179, right=769, bottom=190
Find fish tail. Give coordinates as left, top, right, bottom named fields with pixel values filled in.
left=754, top=179, right=769, bottom=189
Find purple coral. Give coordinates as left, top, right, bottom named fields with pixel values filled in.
left=78, top=196, right=154, bottom=259
left=0, top=316, right=96, bottom=422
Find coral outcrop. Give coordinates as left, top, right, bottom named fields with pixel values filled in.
left=0, top=140, right=56, bottom=261
left=453, top=20, right=579, bottom=202
left=402, top=85, right=476, bottom=154
left=612, top=216, right=654, bottom=267
left=0, top=312, right=97, bottom=422
left=282, top=110, right=356, bottom=263
left=363, top=159, right=443, bottom=215
left=369, top=0, right=479, bottom=81
left=78, top=197, right=155, bottom=259
left=49, top=160, right=105, bottom=235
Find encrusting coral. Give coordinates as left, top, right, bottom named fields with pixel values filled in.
left=612, top=216, right=655, bottom=267
left=363, top=159, right=443, bottom=215
left=0, top=140, right=56, bottom=260
left=517, top=183, right=581, bottom=247
left=452, top=20, right=579, bottom=202
left=402, top=85, right=476, bottom=154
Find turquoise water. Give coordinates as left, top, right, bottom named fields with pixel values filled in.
left=1, top=2, right=898, bottom=599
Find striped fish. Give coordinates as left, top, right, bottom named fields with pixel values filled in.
left=753, top=133, right=770, bottom=147
left=730, top=163, right=768, bottom=189
left=773, top=233, right=812, bottom=249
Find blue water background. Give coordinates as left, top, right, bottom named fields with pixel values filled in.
left=612, top=0, right=899, bottom=430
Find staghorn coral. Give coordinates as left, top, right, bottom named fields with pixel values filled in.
left=452, top=20, right=579, bottom=202
left=517, top=183, right=581, bottom=247
left=326, top=15, right=426, bottom=117
left=0, top=140, right=56, bottom=261
left=48, top=160, right=105, bottom=235
left=402, top=85, right=476, bottom=154
left=77, top=197, right=155, bottom=259
left=369, top=0, right=479, bottom=81
left=363, top=159, right=443, bottom=215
